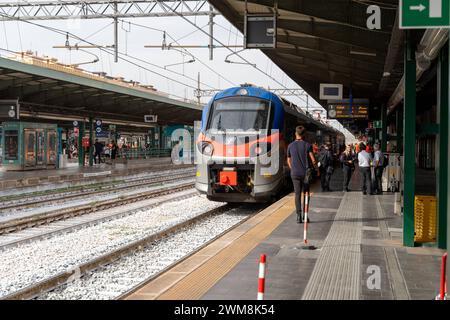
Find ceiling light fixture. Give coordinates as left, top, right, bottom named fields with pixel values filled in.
left=349, top=50, right=377, bottom=57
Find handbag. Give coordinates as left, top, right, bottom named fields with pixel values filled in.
left=326, top=166, right=334, bottom=175
left=304, top=167, right=314, bottom=184
left=297, top=141, right=313, bottom=184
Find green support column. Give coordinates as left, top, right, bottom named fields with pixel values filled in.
left=403, top=31, right=416, bottom=247
left=88, top=117, right=94, bottom=167
left=437, top=42, right=448, bottom=249
left=381, top=104, right=388, bottom=152
left=396, top=108, right=404, bottom=154
left=78, top=123, right=84, bottom=167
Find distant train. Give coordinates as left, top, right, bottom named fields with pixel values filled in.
left=195, top=85, right=345, bottom=203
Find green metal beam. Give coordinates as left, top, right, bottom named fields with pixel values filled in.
left=403, top=31, right=416, bottom=247
left=437, top=42, right=448, bottom=249
left=381, top=104, right=387, bottom=152
left=78, top=123, right=84, bottom=167
left=396, top=107, right=403, bottom=154
left=89, top=117, right=94, bottom=167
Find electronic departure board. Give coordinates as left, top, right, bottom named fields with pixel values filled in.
left=327, top=104, right=368, bottom=119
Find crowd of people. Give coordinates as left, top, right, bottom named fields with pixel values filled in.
left=287, top=126, right=387, bottom=223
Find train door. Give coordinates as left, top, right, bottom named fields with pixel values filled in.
left=47, top=130, right=57, bottom=167
left=24, top=129, right=37, bottom=168
left=36, top=129, right=45, bottom=167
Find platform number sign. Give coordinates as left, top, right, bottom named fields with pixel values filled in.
left=400, top=0, right=450, bottom=28
left=95, top=119, right=102, bottom=134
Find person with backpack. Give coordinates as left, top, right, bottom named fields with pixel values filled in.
left=287, top=126, right=319, bottom=224
left=373, top=143, right=386, bottom=194
left=318, top=143, right=333, bottom=192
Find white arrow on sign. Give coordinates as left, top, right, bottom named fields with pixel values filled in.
left=410, top=4, right=426, bottom=12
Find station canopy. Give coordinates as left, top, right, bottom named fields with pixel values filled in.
left=210, top=0, right=403, bottom=128
left=0, top=54, right=202, bottom=127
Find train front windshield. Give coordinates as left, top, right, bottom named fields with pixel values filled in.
left=207, top=97, right=270, bottom=132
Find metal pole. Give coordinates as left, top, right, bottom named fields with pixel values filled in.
left=89, top=117, right=94, bottom=166
left=437, top=42, right=448, bottom=250
left=209, top=5, right=214, bottom=60
left=78, top=122, right=84, bottom=167
left=381, top=104, right=387, bottom=152
left=197, top=72, right=201, bottom=105
left=114, top=2, right=118, bottom=63
left=403, top=30, right=416, bottom=247
left=306, top=95, right=309, bottom=114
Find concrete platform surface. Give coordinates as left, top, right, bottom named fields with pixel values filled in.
left=126, top=165, right=445, bottom=300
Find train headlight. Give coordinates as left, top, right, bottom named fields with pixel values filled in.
left=250, top=143, right=271, bottom=157
left=197, top=141, right=214, bottom=156
left=237, top=88, right=248, bottom=96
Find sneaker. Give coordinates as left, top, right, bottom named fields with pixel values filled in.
left=363, top=191, right=367, bottom=195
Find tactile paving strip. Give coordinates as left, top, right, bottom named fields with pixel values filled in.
left=302, top=192, right=362, bottom=300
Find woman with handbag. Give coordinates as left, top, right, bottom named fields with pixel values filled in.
left=340, top=144, right=355, bottom=192
left=287, top=126, right=319, bottom=224
left=318, top=143, right=334, bottom=192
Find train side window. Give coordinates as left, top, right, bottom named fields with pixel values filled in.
left=4, top=130, right=19, bottom=161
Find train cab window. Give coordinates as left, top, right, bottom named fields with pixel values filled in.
left=4, top=130, right=19, bottom=161
left=207, top=97, right=271, bottom=132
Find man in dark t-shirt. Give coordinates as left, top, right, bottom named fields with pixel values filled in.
left=287, top=126, right=319, bottom=223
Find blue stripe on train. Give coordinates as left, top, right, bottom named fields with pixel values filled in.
left=201, top=86, right=285, bottom=132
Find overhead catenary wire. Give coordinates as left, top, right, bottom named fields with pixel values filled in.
left=0, top=13, right=207, bottom=100
left=158, top=3, right=312, bottom=107
left=121, top=19, right=236, bottom=87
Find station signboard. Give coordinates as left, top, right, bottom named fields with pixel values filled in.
left=327, top=104, right=369, bottom=119
left=0, top=100, right=19, bottom=120
left=244, top=14, right=276, bottom=48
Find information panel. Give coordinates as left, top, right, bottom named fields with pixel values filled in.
left=327, top=104, right=369, bottom=119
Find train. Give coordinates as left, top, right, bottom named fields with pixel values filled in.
left=195, top=85, right=345, bottom=203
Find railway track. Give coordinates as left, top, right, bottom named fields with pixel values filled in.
left=0, top=167, right=195, bottom=211
left=1, top=204, right=234, bottom=300
left=0, top=189, right=198, bottom=251
left=0, top=180, right=195, bottom=235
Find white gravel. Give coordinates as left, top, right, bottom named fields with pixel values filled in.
left=39, top=208, right=251, bottom=300
left=0, top=178, right=194, bottom=220
left=0, top=195, right=224, bottom=297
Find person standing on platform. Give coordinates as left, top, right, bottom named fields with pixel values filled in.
left=373, top=143, right=384, bottom=194
left=287, top=126, right=319, bottom=224
left=340, top=144, right=355, bottom=192
left=94, top=139, right=103, bottom=164
left=318, top=143, right=333, bottom=192
left=358, top=142, right=373, bottom=195
left=111, top=141, right=118, bottom=161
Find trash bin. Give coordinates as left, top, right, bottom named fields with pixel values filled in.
left=414, top=195, right=437, bottom=243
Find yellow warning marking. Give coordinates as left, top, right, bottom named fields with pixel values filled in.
left=158, top=196, right=294, bottom=300
left=126, top=194, right=294, bottom=300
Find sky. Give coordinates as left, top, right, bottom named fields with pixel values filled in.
left=0, top=1, right=354, bottom=140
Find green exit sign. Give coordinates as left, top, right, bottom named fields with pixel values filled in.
left=374, top=121, right=382, bottom=129
left=400, top=0, right=450, bottom=28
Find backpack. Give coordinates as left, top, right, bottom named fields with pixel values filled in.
left=382, top=154, right=389, bottom=168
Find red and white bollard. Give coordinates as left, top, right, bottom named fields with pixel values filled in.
left=303, top=192, right=309, bottom=244
left=439, top=253, right=447, bottom=300
left=257, top=254, right=266, bottom=300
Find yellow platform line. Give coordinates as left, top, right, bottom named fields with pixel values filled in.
left=126, top=194, right=295, bottom=300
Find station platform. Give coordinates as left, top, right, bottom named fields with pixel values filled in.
left=126, top=168, right=445, bottom=300
left=0, top=158, right=191, bottom=191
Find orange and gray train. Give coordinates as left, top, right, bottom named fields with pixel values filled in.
left=195, top=85, right=345, bottom=203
